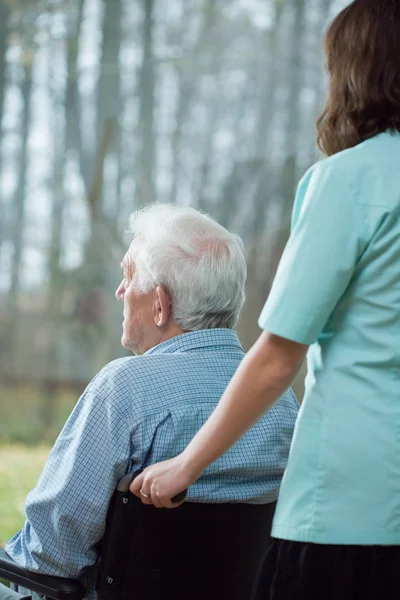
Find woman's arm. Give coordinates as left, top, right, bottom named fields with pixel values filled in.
left=130, top=331, right=308, bottom=508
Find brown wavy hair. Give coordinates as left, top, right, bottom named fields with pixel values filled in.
left=317, top=0, right=400, bottom=156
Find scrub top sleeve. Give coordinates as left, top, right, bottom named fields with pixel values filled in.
left=258, top=162, right=368, bottom=345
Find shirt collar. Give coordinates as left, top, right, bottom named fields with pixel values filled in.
left=145, top=329, right=243, bottom=356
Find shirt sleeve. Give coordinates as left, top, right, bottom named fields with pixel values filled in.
left=258, top=161, right=369, bottom=345
left=5, top=387, right=132, bottom=579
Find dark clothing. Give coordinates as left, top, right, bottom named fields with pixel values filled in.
left=253, top=538, right=400, bottom=600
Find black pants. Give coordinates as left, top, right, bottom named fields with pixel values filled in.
left=253, top=538, right=400, bottom=600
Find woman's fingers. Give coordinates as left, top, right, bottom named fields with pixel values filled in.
left=129, top=457, right=190, bottom=508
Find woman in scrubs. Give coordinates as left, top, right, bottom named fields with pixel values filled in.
left=131, top=1, right=400, bottom=597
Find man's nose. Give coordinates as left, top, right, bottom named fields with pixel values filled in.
left=115, top=281, right=125, bottom=300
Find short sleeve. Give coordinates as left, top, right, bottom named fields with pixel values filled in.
left=258, top=161, right=369, bottom=345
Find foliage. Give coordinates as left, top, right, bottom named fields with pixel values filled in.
left=0, top=386, right=77, bottom=445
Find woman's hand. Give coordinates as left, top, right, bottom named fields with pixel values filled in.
left=130, top=454, right=197, bottom=508
left=130, top=334, right=306, bottom=508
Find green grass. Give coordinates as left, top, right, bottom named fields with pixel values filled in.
left=0, top=445, right=49, bottom=546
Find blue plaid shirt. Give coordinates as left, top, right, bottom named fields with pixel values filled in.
left=6, top=329, right=298, bottom=598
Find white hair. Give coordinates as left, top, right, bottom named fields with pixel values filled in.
left=127, top=203, right=247, bottom=331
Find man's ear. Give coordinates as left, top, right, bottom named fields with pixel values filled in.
left=153, top=285, right=172, bottom=327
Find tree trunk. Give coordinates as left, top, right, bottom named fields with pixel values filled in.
left=4, top=68, right=32, bottom=373
left=0, top=2, right=10, bottom=249
left=305, top=0, right=336, bottom=165
left=169, top=1, right=218, bottom=205
left=96, top=0, right=121, bottom=216
left=39, top=18, right=69, bottom=437
left=238, top=1, right=306, bottom=350
left=66, top=0, right=89, bottom=189
left=137, top=0, right=155, bottom=205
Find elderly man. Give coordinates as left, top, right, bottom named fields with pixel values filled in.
left=2, top=204, right=298, bottom=600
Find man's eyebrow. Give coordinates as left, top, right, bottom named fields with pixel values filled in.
left=120, top=260, right=133, bottom=278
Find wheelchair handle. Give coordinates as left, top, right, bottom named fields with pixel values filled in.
left=171, top=489, right=188, bottom=504
left=117, top=472, right=188, bottom=504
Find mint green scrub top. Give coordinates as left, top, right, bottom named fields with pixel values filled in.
left=259, top=131, right=400, bottom=545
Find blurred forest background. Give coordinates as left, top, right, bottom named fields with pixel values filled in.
left=0, top=0, right=349, bottom=542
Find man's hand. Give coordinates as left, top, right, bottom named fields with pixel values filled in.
left=130, top=455, right=196, bottom=508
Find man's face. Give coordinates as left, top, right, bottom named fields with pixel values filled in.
left=115, top=246, right=157, bottom=355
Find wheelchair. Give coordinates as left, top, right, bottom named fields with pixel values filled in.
left=0, top=474, right=276, bottom=600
